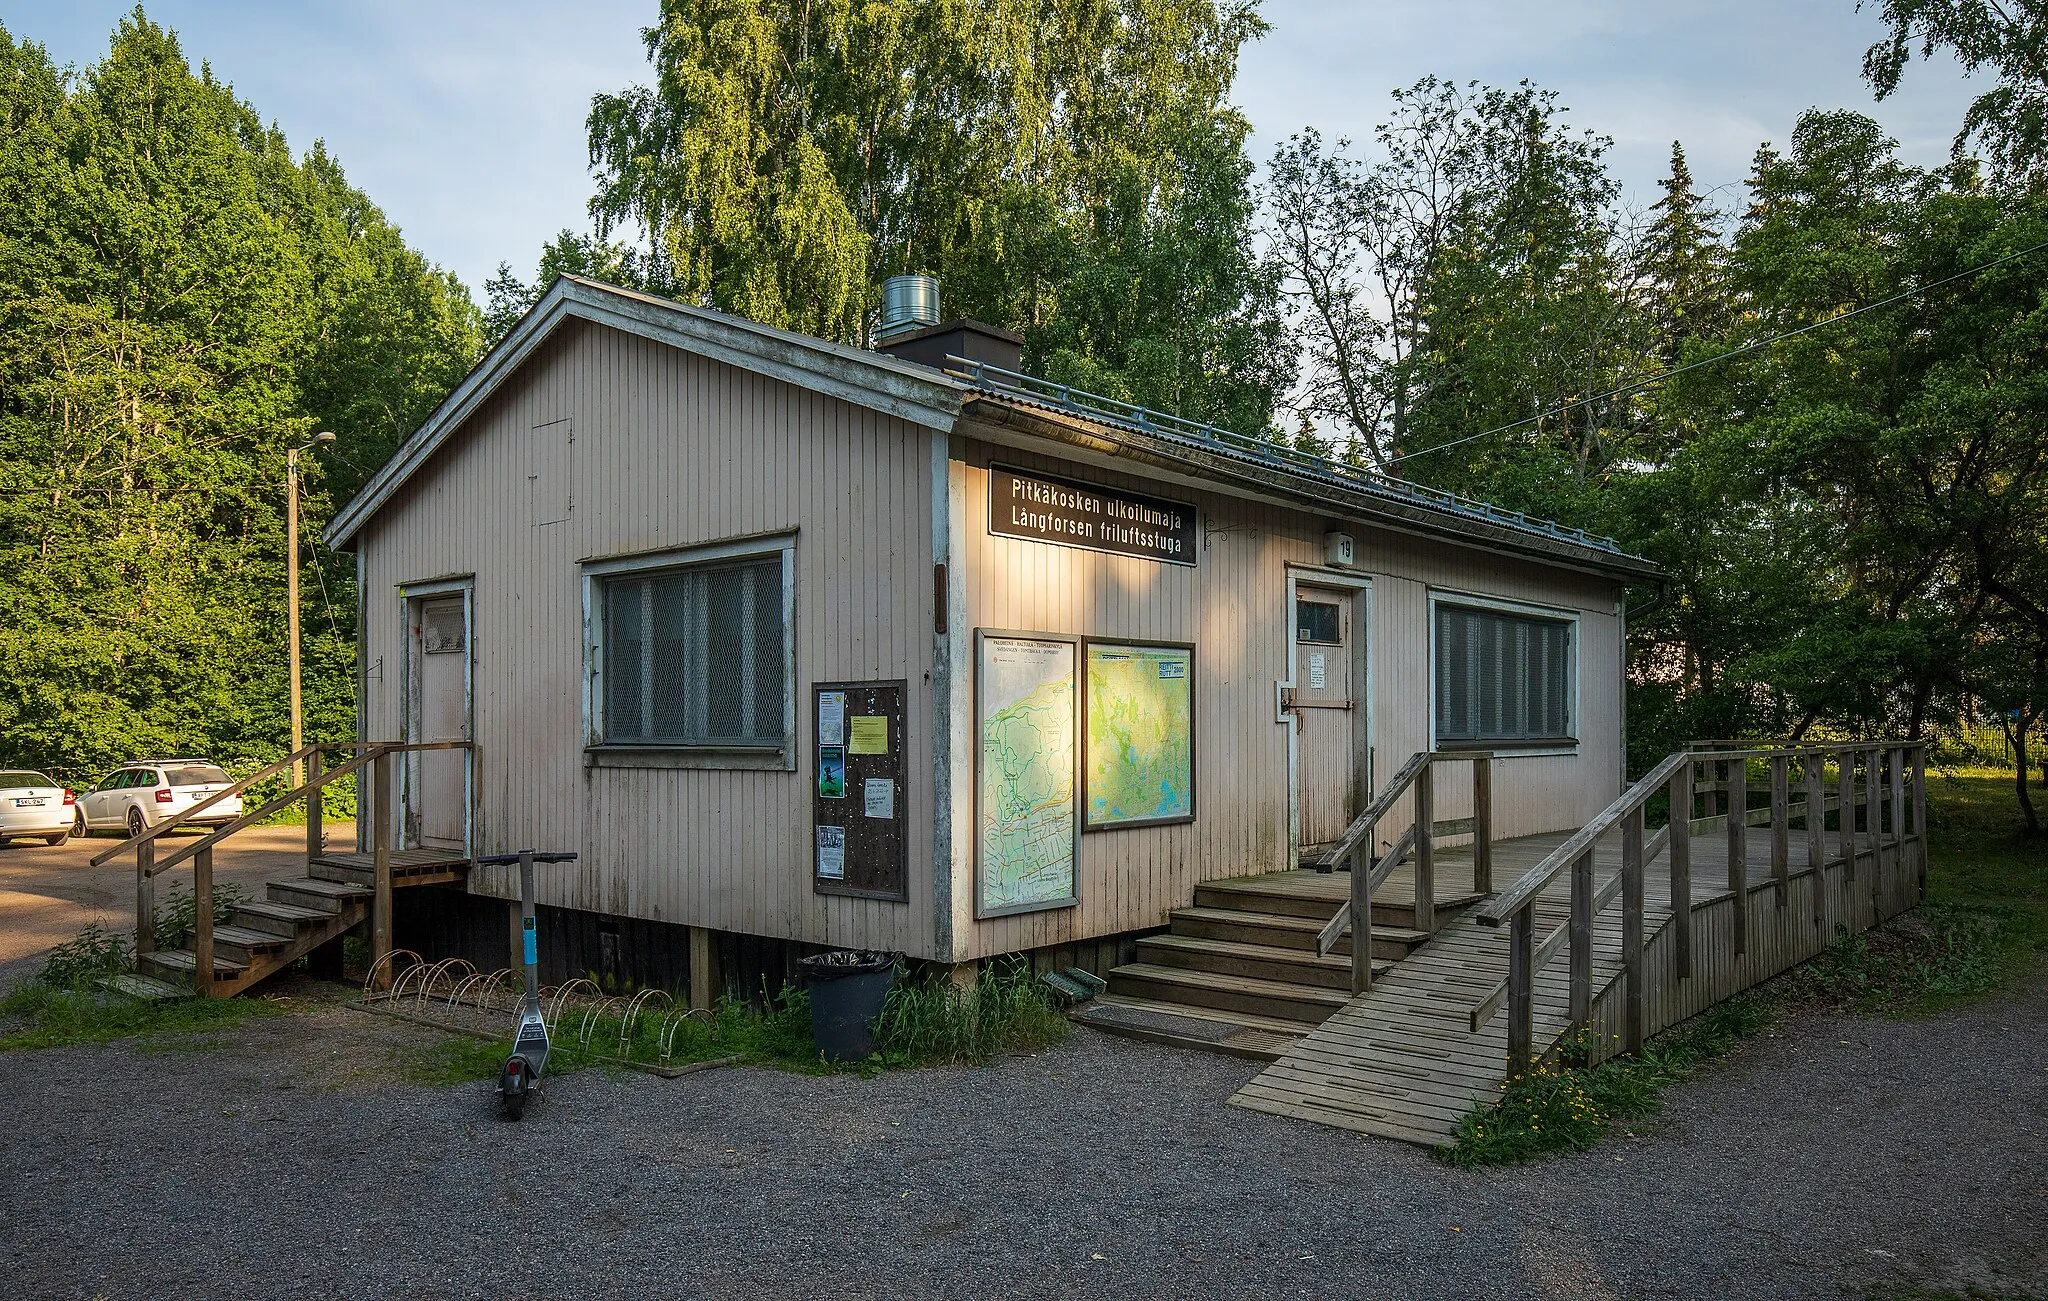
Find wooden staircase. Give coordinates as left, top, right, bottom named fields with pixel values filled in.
left=91, top=740, right=473, bottom=998
left=1075, top=868, right=1480, bottom=1060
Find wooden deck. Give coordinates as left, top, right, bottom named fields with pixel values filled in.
left=313, top=847, right=471, bottom=888
left=1228, top=818, right=1923, bottom=1146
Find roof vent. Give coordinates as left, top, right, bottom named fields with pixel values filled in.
left=878, top=274, right=940, bottom=343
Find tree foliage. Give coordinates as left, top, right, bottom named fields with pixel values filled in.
left=584, top=0, right=1286, bottom=431
left=0, top=11, right=479, bottom=783
left=1862, top=0, right=2048, bottom=182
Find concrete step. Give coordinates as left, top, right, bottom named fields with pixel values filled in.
left=1105, top=962, right=1351, bottom=1025
left=1071, top=995, right=1304, bottom=1061
left=1168, top=905, right=1429, bottom=960
left=1133, top=933, right=1390, bottom=990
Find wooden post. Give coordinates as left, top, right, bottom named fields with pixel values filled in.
left=1889, top=746, right=1906, bottom=854
left=1837, top=749, right=1857, bottom=881
left=1770, top=752, right=1790, bottom=907
left=1727, top=757, right=1748, bottom=957
left=1350, top=842, right=1373, bottom=995
left=305, top=748, right=323, bottom=862
left=1413, top=762, right=1435, bottom=935
left=1507, top=907, right=1533, bottom=1078
left=1622, top=803, right=1645, bottom=1055
left=1911, top=744, right=1928, bottom=893
left=371, top=749, right=393, bottom=991
left=690, top=925, right=720, bottom=1011
left=1865, top=747, right=1883, bottom=916
left=1568, top=849, right=1594, bottom=1029
left=1668, top=763, right=1692, bottom=979
left=1804, top=752, right=1826, bottom=924
left=1471, top=755, right=1493, bottom=895
left=134, top=839, right=155, bottom=961
left=193, top=845, right=214, bottom=997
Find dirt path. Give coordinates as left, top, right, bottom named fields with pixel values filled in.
left=0, top=822, right=355, bottom=985
left=0, top=967, right=2041, bottom=1299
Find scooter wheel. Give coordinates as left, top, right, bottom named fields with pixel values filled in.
left=502, top=1092, right=526, bottom=1121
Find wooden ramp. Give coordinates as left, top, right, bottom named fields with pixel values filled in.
left=1228, top=743, right=1929, bottom=1146
left=1229, top=832, right=1651, bottom=1145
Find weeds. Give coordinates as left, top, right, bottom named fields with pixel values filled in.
left=153, top=882, right=250, bottom=952
left=39, top=923, right=132, bottom=987
left=0, top=980, right=283, bottom=1052
left=872, top=961, right=1069, bottom=1066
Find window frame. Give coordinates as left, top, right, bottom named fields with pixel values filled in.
left=581, top=532, right=797, bottom=771
left=1427, top=590, right=1580, bottom=756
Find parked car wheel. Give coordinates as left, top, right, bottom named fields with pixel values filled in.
left=71, top=808, right=87, bottom=838
left=126, top=806, right=146, bottom=839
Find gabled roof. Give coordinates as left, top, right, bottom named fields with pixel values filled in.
left=326, top=275, right=967, bottom=548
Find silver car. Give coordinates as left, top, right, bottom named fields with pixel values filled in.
left=0, top=770, right=74, bottom=846
left=75, top=759, right=242, bottom=839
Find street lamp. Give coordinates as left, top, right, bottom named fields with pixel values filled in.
left=288, top=432, right=336, bottom=788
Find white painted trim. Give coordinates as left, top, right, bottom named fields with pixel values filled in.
left=396, top=576, right=475, bottom=855
left=1426, top=586, right=1582, bottom=757
left=579, top=532, right=798, bottom=768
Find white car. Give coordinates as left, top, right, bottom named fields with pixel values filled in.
left=0, top=770, right=75, bottom=846
left=75, top=759, right=242, bottom=839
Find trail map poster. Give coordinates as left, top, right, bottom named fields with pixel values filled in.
left=1085, top=642, right=1194, bottom=828
left=976, top=633, right=1080, bottom=915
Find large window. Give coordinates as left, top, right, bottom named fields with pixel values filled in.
left=591, top=542, right=791, bottom=753
left=1434, top=603, right=1573, bottom=747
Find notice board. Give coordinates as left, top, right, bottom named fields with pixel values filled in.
left=812, top=680, right=908, bottom=901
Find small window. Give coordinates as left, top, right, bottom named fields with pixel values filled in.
left=1296, top=599, right=1342, bottom=645
left=597, top=552, right=789, bottom=748
left=1434, top=604, right=1573, bottom=746
left=0, top=771, right=50, bottom=789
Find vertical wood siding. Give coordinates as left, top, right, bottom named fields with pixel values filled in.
left=950, top=435, right=1626, bottom=960
left=357, top=322, right=938, bottom=957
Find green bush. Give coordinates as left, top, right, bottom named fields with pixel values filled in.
left=153, top=882, right=249, bottom=952
left=873, top=961, right=1069, bottom=1066
left=37, top=922, right=132, bottom=989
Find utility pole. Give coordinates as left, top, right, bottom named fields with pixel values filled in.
left=288, top=432, right=336, bottom=788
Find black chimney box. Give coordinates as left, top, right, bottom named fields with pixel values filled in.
left=876, top=319, right=1024, bottom=377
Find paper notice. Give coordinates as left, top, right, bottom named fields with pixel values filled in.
left=849, top=715, right=888, bottom=754
left=817, top=746, right=846, bottom=799
left=864, top=777, right=895, bottom=819
left=1308, top=652, right=1327, bottom=690
left=816, top=825, right=846, bottom=879
left=818, top=691, right=846, bottom=746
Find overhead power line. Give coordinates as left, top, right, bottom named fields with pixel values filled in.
left=1387, top=237, right=2048, bottom=465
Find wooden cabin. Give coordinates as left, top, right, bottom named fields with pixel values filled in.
left=324, top=274, right=1661, bottom=999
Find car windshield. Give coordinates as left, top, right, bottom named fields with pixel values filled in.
left=165, top=766, right=231, bottom=786
left=0, top=771, right=52, bottom=790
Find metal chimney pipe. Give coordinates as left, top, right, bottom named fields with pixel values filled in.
left=878, top=274, right=940, bottom=343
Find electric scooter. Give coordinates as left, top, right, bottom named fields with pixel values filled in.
left=475, top=849, right=578, bottom=1120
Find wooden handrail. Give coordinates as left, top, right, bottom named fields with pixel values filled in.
left=88, top=741, right=328, bottom=867
left=1470, top=741, right=1924, bottom=1076
left=1313, top=749, right=1430, bottom=872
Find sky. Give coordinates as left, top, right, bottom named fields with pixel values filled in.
left=6, top=0, right=1986, bottom=299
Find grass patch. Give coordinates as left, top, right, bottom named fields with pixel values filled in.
left=0, top=980, right=285, bottom=1052
left=402, top=960, right=1069, bottom=1085
left=1442, top=769, right=2047, bottom=1167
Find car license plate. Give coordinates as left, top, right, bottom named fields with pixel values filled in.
left=14, top=797, right=46, bottom=807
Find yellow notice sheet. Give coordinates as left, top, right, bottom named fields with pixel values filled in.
left=849, top=715, right=889, bottom=754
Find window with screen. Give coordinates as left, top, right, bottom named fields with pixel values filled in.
left=599, top=554, right=788, bottom=747
left=1434, top=604, right=1573, bottom=746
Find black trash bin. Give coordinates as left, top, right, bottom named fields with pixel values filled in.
left=800, top=950, right=898, bottom=1062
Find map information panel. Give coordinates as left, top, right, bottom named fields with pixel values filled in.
left=977, top=633, right=1079, bottom=915
left=1085, top=642, right=1194, bottom=828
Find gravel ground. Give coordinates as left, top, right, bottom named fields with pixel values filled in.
left=1, top=973, right=2043, bottom=1301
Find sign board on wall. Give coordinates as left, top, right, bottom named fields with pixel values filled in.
left=812, top=681, right=907, bottom=901
left=989, top=465, right=1197, bottom=566
left=975, top=631, right=1081, bottom=917
left=1084, top=641, right=1195, bottom=829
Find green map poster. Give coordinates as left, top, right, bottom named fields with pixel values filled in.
left=1085, top=643, right=1194, bottom=828
left=977, top=634, right=1079, bottom=915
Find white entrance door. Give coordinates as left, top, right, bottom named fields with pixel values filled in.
left=409, top=593, right=470, bottom=852
left=1292, top=583, right=1365, bottom=855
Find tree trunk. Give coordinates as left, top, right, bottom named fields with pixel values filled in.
left=2011, top=714, right=2040, bottom=835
